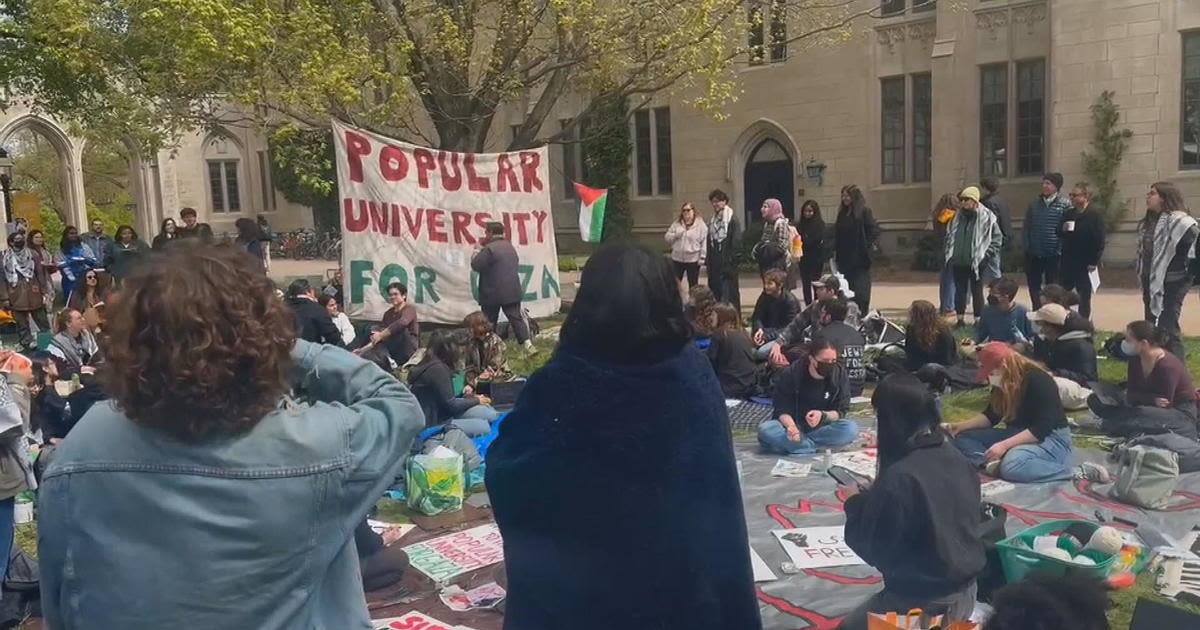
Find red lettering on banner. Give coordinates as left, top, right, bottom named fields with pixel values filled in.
left=414, top=148, right=436, bottom=188
left=464, top=154, right=491, bottom=192
left=512, top=212, right=531, bottom=245
left=379, top=146, right=408, bottom=181
left=368, top=201, right=389, bottom=234
left=402, top=206, right=424, bottom=238
left=451, top=212, right=476, bottom=244
left=345, top=131, right=371, bottom=183
left=533, top=211, right=548, bottom=243
left=501, top=214, right=512, bottom=241
left=473, top=213, right=491, bottom=235
left=426, top=209, right=448, bottom=243
left=496, top=154, right=519, bottom=192
left=390, top=204, right=402, bottom=237
left=343, top=198, right=368, bottom=232
left=519, top=152, right=544, bottom=191
left=438, top=152, right=463, bottom=191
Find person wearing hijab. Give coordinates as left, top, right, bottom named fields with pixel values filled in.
left=753, top=198, right=792, bottom=279
left=834, top=185, right=881, bottom=312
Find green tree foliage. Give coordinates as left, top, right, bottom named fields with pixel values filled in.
left=579, top=95, right=632, bottom=242
left=1081, top=90, right=1133, bottom=231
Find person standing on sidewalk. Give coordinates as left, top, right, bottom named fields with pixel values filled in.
left=944, top=187, right=1002, bottom=328
left=1137, top=181, right=1197, bottom=356
left=706, top=189, right=741, bottom=314
left=1023, top=173, right=1070, bottom=309
left=665, top=203, right=708, bottom=291
left=930, top=193, right=959, bottom=316
left=834, top=184, right=880, bottom=313
left=1058, top=183, right=1106, bottom=320
left=797, top=200, right=827, bottom=306
left=753, top=198, right=792, bottom=281
left=472, top=222, right=534, bottom=352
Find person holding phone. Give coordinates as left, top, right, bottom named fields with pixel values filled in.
left=837, top=374, right=984, bottom=630
left=757, top=339, right=858, bottom=455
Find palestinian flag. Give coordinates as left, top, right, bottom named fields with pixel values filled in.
left=573, top=182, right=607, bottom=243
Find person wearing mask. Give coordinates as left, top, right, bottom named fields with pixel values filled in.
left=1028, top=304, right=1097, bottom=386
left=1058, top=183, right=1106, bottom=320
left=706, top=189, right=742, bottom=313
left=753, top=198, right=792, bottom=279
left=665, top=203, right=708, bottom=291
left=1137, top=181, right=1196, bottom=356
left=408, top=330, right=498, bottom=433
left=903, top=300, right=957, bottom=372
left=768, top=275, right=861, bottom=367
left=38, top=242, right=425, bottom=630
left=797, top=200, right=827, bottom=305
left=1087, top=321, right=1197, bottom=440
left=358, top=282, right=419, bottom=365
left=947, top=343, right=1074, bottom=482
left=759, top=339, right=858, bottom=454
left=2, top=231, right=50, bottom=350
left=235, top=217, right=266, bottom=273
left=319, top=294, right=356, bottom=347
left=975, top=277, right=1034, bottom=345
left=837, top=374, right=984, bottom=630
left=285, top=279, right=343, bottom=346
left=980, top=176, right=1014, bottom=250
left=106, top=225, right=149, bottom=285
left=67, top=269, right=109, bottom=332
left=707, top=303, right=757, bottom=399
left=487, top=242, right=761, bottom=630
left=750, top=269, right=800, bottom=360
left=471, top=222, right=534, bottom=353
left=152, top=217, right=179, bottom=250
left=55, top=225, right=97, bottom=303
left=945, top=186, right=1003, bottom=328
left=47, top=308, right=99, bottom=380
left=833, top=184, right=881, bottom=312
left=27, top=229, right=57, bottom=310
left=929, top=193, right=959, bottom=315
left=986, top=575, right=1110, bottom=630
left=81, top=218, right=113, bottom=266
left=812, top=298, right=867, bottom=397
left=461, top=310, right=513, bottom=393
left=1024, top=173, right=1070, bottom=309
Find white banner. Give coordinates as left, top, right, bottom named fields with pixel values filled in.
left=333, top=120, right=561, bottom=324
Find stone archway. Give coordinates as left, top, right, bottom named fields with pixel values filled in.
left=0, top=113, right=88, bottom=231
left=726, top=119, right=801, bottom=228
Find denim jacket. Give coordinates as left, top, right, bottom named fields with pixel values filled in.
left=37, top=340, right=424, bottom=630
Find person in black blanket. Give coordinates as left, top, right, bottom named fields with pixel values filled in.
left=472, top=221, right=534, bottom=352
left=1059, top=182, right=1106, bottom=320
left=486, top=242, right=762, bottom=630
left=708, top=303, right=758, bottom=399
left=750, top=269, right=800, bottom=360
left=837, top=374, right=984, bottom=630
left=1028, top=303, right=1097, bottom=385
left=758, top=339, right=858, bottom=454
left=285, top=279, right=343, bottom=346
left=833, top=185, right=880, bottom=312
left=812, top=298, right=867, bottom=397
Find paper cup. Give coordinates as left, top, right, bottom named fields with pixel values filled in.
left=1064, top=221, right=1076, bottom=232
left=13, top=501, right=33, bottom=524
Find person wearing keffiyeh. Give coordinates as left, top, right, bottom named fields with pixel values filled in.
left=2, top=231, right=50, bottom=350
left=706, top=189, right=741, bottom=313
left=1137, top=181, right=1197, bottom=356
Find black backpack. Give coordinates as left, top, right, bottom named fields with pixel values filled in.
left=0, top=546, right=39, bottom=628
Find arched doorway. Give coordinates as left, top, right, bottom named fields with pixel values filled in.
left=0, top=114, right=88, bottom=231
left=742, top=138, right=794, bottom=227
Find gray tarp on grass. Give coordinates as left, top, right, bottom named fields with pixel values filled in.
left=735, top=441, right=1200, bottom=630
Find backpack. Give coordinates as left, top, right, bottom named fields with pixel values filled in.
left=1127, top=433, right=1200, bottom=473
left=0, top=546, right=40, bottom=628
left=1110, top=445, right=1180, bottom=509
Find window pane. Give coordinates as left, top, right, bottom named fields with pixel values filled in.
left=912, top=74, right=932, bottom=182
left=561, top=119, right=577, bottom=198
left=224, top=161, right=241, bottom=212
left=635, top=110, right=653, bottom=196
left=881, top=77, right=906, bottom=184
left=1016, top=59, right=1045, bottom=175
left=1183, top=33, right=1200, bottom=168
left=748, top=5, right=765, bottom=65
left=769, top=1, right=787, bottom=62
left=980, top=65, right=1008, bottom=177
left=208, top=161, right=225, bottom=212
left=881, top=0, right=905, bottom=16
left=655, top=107, right=672, bottom=195
left=914, top=0, right=936, bottom=12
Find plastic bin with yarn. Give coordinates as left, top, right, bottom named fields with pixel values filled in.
left=996, top=520, right=1117, bottom=583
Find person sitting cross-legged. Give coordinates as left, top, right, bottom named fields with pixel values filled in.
left=946, top=342, right=1073, bottom=483
left=758, top=339, right=858, bottom=455
left=750, top=269, right=800, bottom=360
left=975, top=276, right=1034, bottom=345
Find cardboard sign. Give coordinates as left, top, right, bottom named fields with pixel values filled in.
left=333, top=120, right=561, bottom=324
left=773, top=526, right=867, bottom=569
left=829, top=450, right=878, bottom=480
left=10, top=192, right=41, bottom=230
left=372, top=611, right=454, bottom=630
left=402, top=523, right=504, bottom=583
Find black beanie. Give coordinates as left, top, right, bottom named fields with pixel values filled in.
left=1043, top=172, right=1064, bottom=191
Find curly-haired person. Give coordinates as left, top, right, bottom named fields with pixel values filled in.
left=36, top=241, right=425, bottom=630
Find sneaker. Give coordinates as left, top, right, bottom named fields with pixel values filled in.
left=954, top=318, right=966, bottom=329
left=522, top=340, right=538, bottom=354
left=983, top=459, right=1002, bottom=478
left=1075, top=462, right=1113, bottom=484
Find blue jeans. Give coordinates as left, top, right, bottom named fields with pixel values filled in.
left=939, top=264, right=956, bottom=313
left=755, top=340, right=778, bottom=361
left=953, top=426, right=1073, bottom=483
left=758, top=419, right=859, bottom=455
left=0, top=497, right=13, bottom=577
left=448, top=404, right=500, bottom=437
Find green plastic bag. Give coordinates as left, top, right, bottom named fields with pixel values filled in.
left=406, top=446, right=465, bottom=516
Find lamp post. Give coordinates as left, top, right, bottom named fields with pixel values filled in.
left=805, top=157, right=827, bottom=188
left=0, top=149, right=12, bottom=225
